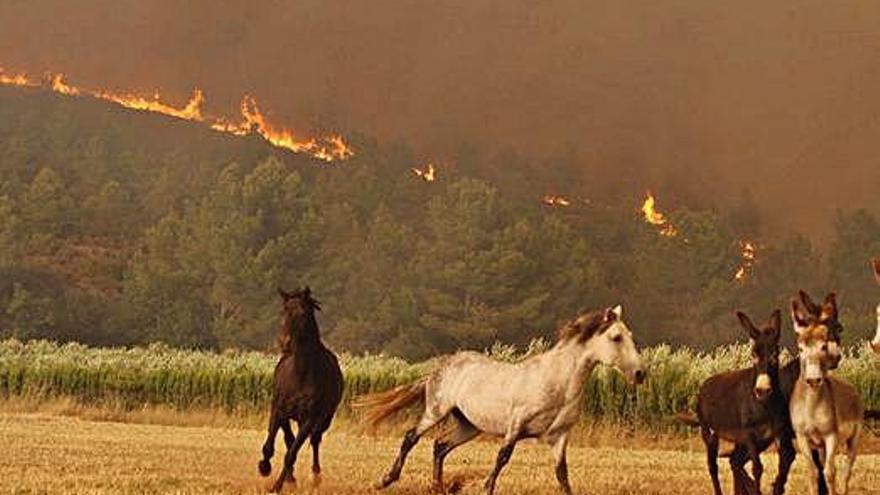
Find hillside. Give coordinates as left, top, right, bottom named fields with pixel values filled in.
left=1, top=87, right=879, bottom=358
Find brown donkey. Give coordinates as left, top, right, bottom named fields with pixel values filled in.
left=680, top=292, right=859, bottom=495
left=790, top=306, right=864, bottom=495
left=684, top=309, right=794, bottom=495
left=258, top=287, right=344, bottom=493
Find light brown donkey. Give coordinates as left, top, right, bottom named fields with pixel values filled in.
left=789, top=301, right=864, bottom=495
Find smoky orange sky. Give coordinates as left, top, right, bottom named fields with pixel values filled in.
left=2, top=0, right=880, bottom=239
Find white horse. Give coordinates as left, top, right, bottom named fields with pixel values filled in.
left=872, top=259, right=880, bottom=354
left=354, top=305, right=646, bottom=494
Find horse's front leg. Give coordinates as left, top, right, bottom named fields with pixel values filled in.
left=259, top=406, right=282, bottom=477
left=270, top=420, right=314, bottom=493
left=550, top=433, right=572, bottom=495
left=822, top=434, right=838, bottom=495
left=795, top=434, right=820, bottom=495
left=772, top=436, right=797, bottom=495
left=280, top=421, right=296, bottom=482
left=745, top=437, right=764, bottom=495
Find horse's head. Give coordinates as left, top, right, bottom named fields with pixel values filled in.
left=736, top=309, right=781, bottom=401
left=871, top=258, right=880, bottom=354
left=794, top=311, right=837, bottom=390
left=560, top=305, right=646, bottom=385
left=277, top=286, right=322, bottom=351
left=791, top=290, right=842, bottom=369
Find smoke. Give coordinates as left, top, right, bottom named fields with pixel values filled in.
left=2, top=0, right=880, bottom=238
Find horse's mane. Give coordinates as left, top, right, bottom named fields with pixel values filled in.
left=556, top=309, right=612, bottom=343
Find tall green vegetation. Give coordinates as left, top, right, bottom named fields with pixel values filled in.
left=1, top=90, right=879, bottom=359
left=1, top=340, right=877, bottom=425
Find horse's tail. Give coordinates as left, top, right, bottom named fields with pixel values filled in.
left=674, top=411, right=701, bottom=427
left=351, top=377, right=427, bottom=427
left=864, top=409, right=880, bottom=421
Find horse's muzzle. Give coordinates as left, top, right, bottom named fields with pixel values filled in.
left=633, top=369, right=647, bottom=385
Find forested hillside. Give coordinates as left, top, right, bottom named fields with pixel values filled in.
left=1, top=87, right=878, bottom=359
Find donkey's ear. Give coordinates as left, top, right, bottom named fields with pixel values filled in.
left=278, top=287, right=291, bottom=301
left=820, top=292, right=838, bottom=322
left=798, top=290, right=820, bottom=315
left=304, top=286, right=312, bottom=298
left=872, top=258, right=880, bottom=283
left=768, top=309, right=782, bottom=336
left=736, top=311, right=760, bottom=339
left=791, top=299, right=809, bottom=335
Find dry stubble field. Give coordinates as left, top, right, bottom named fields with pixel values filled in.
left=1, top=413, right=879, bottom=495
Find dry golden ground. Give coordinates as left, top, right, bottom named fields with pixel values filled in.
left=0, top=412, right=879, bottom=495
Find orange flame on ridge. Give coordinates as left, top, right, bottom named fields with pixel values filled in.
left=734, top=241, right=757, bottom=282
left=542, top=195, right=571, bottom=207
left=411, top=163, right=437, bottom=182
left=641, top=191, right=677, bottom=236
left=0, top=66, right=353, bottom=162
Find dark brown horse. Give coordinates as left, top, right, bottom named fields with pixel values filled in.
left=258, top=287, right=344, bottom=493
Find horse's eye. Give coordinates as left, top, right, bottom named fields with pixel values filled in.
left=612, top=334, right=623, bottom=343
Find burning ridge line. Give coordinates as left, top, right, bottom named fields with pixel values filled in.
left=0, top=67, right=353, bottom=162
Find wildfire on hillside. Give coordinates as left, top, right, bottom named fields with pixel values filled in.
left=0, top=67, right=353, bottom=162
left=411, top=163, right=437, bottom=182
left=641, top=191, right=677, bottom=237
left=734, top=241, right=757, bottom=282
left=542, top=195, right=571, bottom=207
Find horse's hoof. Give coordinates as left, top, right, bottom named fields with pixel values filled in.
left=375, top=476, right=393, bottom=490
left=258, top=460, right=272, bottom=477
left=312, top=472, right=322, bottom=487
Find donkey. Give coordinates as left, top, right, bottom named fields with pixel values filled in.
left=683, top=310, right=795, bottom=495
left=258, top=287, right=344, bottom=493
left=354, top=305, right=646, bottom=495
left=871, top=258, right=880, bottom=354
left=677, top=292, right=845, bottom=495
left=790, top=307, right=864, bottom=495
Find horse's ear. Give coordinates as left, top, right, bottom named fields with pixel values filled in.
left=820, top=292, right=837, bottom=323
left=791, top=299, right=809, bottom=335
left=798, top=290, right=820, bottom=315
left=872, top=258, right=880, bottom=283
left=278, top=287, right=291, bottom=301
left=768, top=309, right=782, bottom=337
left=605, top=305, right=622, bottom=323
left=736, top=311, right=760, bottom=340
left=304, top=286, right=312, bottom=299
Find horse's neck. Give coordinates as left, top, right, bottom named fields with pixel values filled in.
left=550, top=340, right=599, bottom=396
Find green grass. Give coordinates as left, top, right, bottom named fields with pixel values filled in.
left=0, top=339, right=877, bottom=428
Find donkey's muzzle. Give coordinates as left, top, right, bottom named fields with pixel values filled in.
left=806, top=377, right=824, bottom=389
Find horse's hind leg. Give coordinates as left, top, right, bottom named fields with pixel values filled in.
left=702, top=426, right=723, bottom=495
left=310, top=429, right=325, bottom=483
left=433, top=410, right=480, bottom=493
left=380, top=406, right=448, bottom=489
left=838, top=429, right=859, bottom=495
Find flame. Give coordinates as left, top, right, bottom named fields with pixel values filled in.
left=734, top=241, right=757, bottom=282
left=0, top=65, right=353, bottom=162
left=542, top=195, right=571, bottom=207
left=0, top=68, right=36, bottom=87
left=51, top=74, right=80, bottom=95
left=641, top=191, right=677, bottom=236
left=411, top=163, right=437, bottom=182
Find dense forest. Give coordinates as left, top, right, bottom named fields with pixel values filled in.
left=1, top=87, right=878, bottom=359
